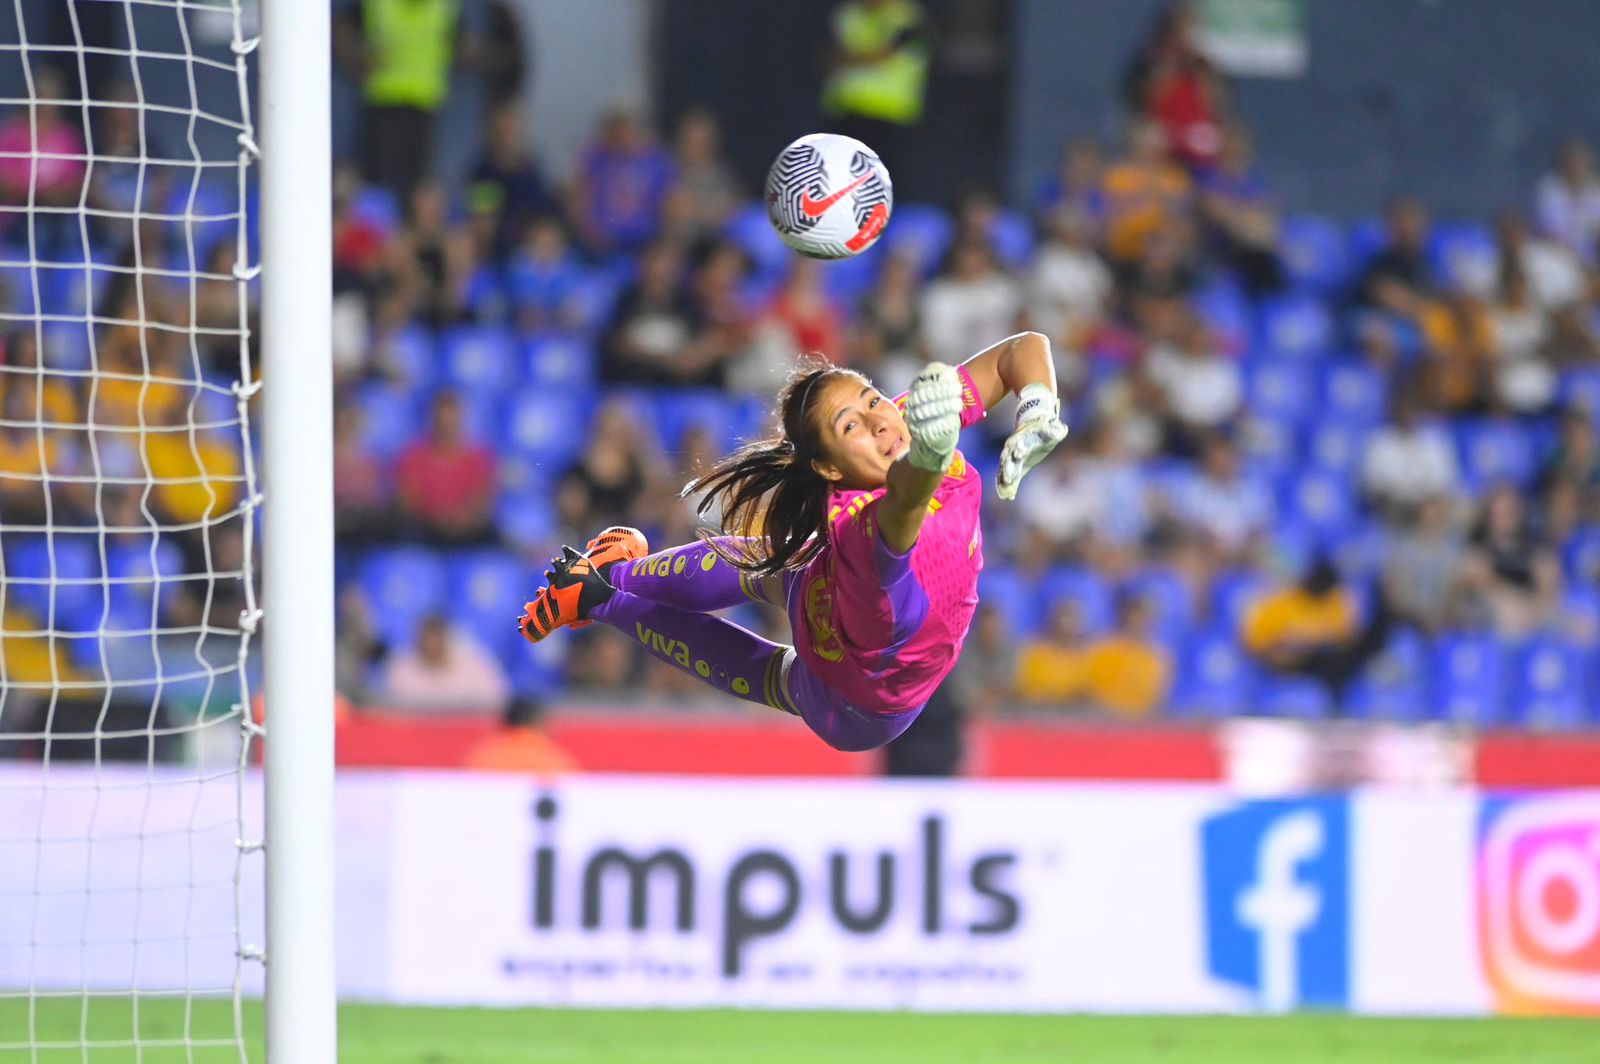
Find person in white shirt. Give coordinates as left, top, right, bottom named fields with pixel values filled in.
left=919, top=238, right=1024, bottom=366
left=1027, top=206, right=1112, bottom=350
left=1361, top=392, right=1460, bottom=516
left=381, top=613, right=512, bottom=714
left=1169, top=433, right=1274, bottom=564
left=1146, top=314, right=1242, bottom=450
left=1535, top=139, right=1600, bottom=265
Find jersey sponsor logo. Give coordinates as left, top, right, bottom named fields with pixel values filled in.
left=803, top=574, right=846, bottom=662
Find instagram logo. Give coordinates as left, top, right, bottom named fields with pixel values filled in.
left=1477, top=795, right=1600, bottom=1014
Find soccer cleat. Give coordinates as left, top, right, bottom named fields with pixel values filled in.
left=569, top=526, right=648, bottom=630
left=519, top=545, right=618, bottom=644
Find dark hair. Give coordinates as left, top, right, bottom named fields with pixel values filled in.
left=684, top=356, right=865, bottom=577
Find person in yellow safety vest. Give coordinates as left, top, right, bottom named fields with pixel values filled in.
left=821, top=0, right=931, bottom=185
left=337, top=0, right=464, bottom=202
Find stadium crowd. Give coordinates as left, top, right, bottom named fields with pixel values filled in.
left=2, top=2, right=1599, bottom=736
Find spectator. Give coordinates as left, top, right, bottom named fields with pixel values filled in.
left=597, top=240, right=704, bottom=386
left=884, top=681, right=966, bottom=777
left=1130, top=3, right=1227, bottom=171
left=336, top=0, right=464, bottom=202
left=663, top=107, right=743, bottom=245
left=143, top=402, right=242, bottom=528
left=1168, top=432, right=1273, bottom=564
left=557, top=397, right=661, bottom=535
left=1034, top=137, right=1106, bottom=232
left=1242, top=556, right=1391, bottom=705
left=380, top=613, right=511, bottom=714
left=467, top=105, right=560, bottom=262
left=1420, top=289, right=1494, bottom=413
left=1539, top=407, right=1600, bottom=505
left=1535, top=139, right=1600, bottom=265
left=918, top=239, right=1023, bottom=366
left=1145, top=314, right=1242, bottom=452
left=386, top=181, right=477, bottom=329
left=1027, top=206, right=1114, bottom=355
left=1015, top=600, right=1087, bottom=707
left=955, top=603, right=1018, bottom=715
left=1497, top=211, right=1586, bottom=311
left=684, top=239, right=754, bottom=389
left=333, top=405, right=393, bottom=545
left=1359, top=196, right=1436, bottom=319
left=567, top=108, right=675, bottom=258
left=1014, top=436, right=1103, bottom=567
left=1361, top=390, right=1461, bottom=517
left=1081, top=592, right=1172, bottom=718
left=1100, top=118, right=1194, bottom=269
left=1459, top=484, right=1563, bottom=638
left=463, top=696, right=580, bottom=773
left=0, top=68, right=87, bottom=249
left=395, top=391, right=499, bottom=546
left=335, top=586, right=386, bottom=704
left=1198, top=124, right=1283, bottom=295
left=820, top=0, right=932, bottom=186
left=507, top=216, right=587, bottom=334
left=856, top=252, right=925, bottom=393
left=1382, top=495, right=1468, bottom=634
left=1488, top=267, right=1556, bottom=414
left=0, top=388, right=65, bottom=526
left=764, top=258, right=846, bottom=361
left=477, top=0, right=528, bottom=109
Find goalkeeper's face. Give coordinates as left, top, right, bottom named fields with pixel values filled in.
left=809, top=376, right=909, bottom=491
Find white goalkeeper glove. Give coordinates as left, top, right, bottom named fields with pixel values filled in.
left=996, top=382, right=1068, bottom=501
left=903, top=362, right=964, bottom=474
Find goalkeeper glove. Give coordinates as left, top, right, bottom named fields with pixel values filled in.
left=903, top=362, right=964, bottom=474
left=996, top=382, right=1068, bottom=501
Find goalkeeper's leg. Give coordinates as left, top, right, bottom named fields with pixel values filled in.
left=607, top=537, right=782, bottom=612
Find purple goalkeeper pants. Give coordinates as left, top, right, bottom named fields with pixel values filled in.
left=591, top=538, right=923, bottom=752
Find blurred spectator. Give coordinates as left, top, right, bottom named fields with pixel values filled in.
left=1123, top=3, right=1226, bottom=171
left=598, top=239, right=703, bottom=385
left=1420, top=290, right=1494, bottom=413
left=855, top=252, right=925, bottom=393
left=335, top=586, right=386, bottom=704
left=919, top=239, right=1023, bottom=365
left=467, top=105, right=560, bottom=262
left=380, top=613, right=511, bottom=713
left=1459, top=484, right=1563, bottom=638
left=1145, top=314, right=1242, bottom=452
left=1198, top=125, right=1283, bottom=295
left=1488, top=267, right=1556, bottom=414
left=663, top=107, right=743, bottom=246
left=1034, top=137, right=1106, bottom=232
left=0, top=68, right=87, bottom=232
left=0, top=388, right=62, bottom=526
left=507, top=216, right=587, bottom=334
left=1100, top=118, right=1194, bottom=269
left=764, top=258, right=846, bottom=361
left=1168, top=432, right=1273, bottom=564
left=955, top=603, right=1018, bottom=715
left=477, top=0, right=528, bottom=108
left=464, top=696, right=580, bottom=773
left=1027, top=206, right=1113, bottom=354
left=567, top=108, right=675, bottom=258
left=86, top=81, right=153, bottom=250
left=333, top=405, right=393, bottom=546
left=336, top=0, right=463, bottom=201
left=387, top=181, right=476, bottom=328
left=1359, top=197, right=1436, bottom=318
left=1497, top=211, right=1587, bottom=311
left=395, top=391, right=499, bottom=545
left=564, top=625, right=640, bottom=694
left=1242, top=556, right=1390, bottom=705
left=820, top=0, right=932, bottom=185
left=1539, top=407, right=1600, bottom=505
left=884, top=681, right=965, bottom=777
left=1535, top=139, right=1600, bottom=265
left=1382, top=495, right=1467, bottom=634
left=1082, top=592, right=1172, bottom=718
left=685, top=240, right=754, bottom=389
left=557, top=398, right=662, bottom=535
left=1361, top=390, right=1460, bottom=516
left=1015, top=600, right=1086, bottom=707
left=1014, top=436, right=1102, bottom=567
left=144, top=401, right=243, bottom=528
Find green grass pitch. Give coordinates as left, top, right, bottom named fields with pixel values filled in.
left=1, top=999, right=1594, bottom=1063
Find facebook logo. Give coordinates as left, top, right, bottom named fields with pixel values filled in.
left=1202, top=798, right=1349, bottom=1010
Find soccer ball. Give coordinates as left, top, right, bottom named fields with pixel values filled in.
left=765, top=133, right=893, bottom=260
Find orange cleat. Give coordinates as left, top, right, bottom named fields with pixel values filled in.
left=518, top=527, right=649, bottom=643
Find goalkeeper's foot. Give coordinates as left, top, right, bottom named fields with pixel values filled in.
left=570, top=526, right=649, bottom=630
left=519, top=545, right=619, bottom=644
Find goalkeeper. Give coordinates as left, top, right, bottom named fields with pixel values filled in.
left=519, top=332, right=1067, bottom=751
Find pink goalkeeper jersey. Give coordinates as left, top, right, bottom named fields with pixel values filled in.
left=785, top=364, right=987, bottom=714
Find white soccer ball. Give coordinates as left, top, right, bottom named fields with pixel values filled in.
left=765, top=133, right=894, bottom=260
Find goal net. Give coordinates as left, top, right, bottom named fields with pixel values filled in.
left=0, top=1, right=264, bottom=1058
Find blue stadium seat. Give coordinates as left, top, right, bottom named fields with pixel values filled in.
left=881, top=203, right=954, bottom=277
left=650, top=390, right=738, bottom=454
left=1558, top=585, right=1600, bottom=646
left=1512, top=636, right=1594, bottom=729
left=565, top=270, right=624, bottom=335
left=495, top=490, right=558, bottom=553
left=1191, top=275, right=1252, bottom=350
left=1240, top=415, right=1299, bottom=480
left=1346, top=628, right=1429, bottom=721
left=1123, top=567, right=1194, bottom=643
left=1246, top=360, right=1317, bottom=427
left=1256, top=291, right=1334, bottom=361
left=1306, top=418, right=1372, bottom=479
left=1427, top=220, right=1498, bottom=294
left=1433, top=632, right=1509, bottom=726
left=1279, top=213, right=1352, bottom=293
left=441, top=326, right=517, bottom=393
left=509, top=636, right=566, bottom=698
left=1040, top=566, right=1114, bottom=635
left=351, top=186, right=402, bottom=234
left=0, top=261, right=36, bottom=315
left=1564, top=525, right=1600, bottom=585
left=977, top=564, right=1038, bottom=636
left=1559, top=366, right=1600, bottom=421
left=3, top=535, right=103, bottom=634
left=1346, top=218, right=1389, bottom=271
left=460, top=266, right=509, bottom=323
left=1210, top=570, right=1270, bottom=632
left=40, top=320, right=93, bottom=371
left=1279, top=469, right=1358, bottom=538
left=989, top=208, right=1036, bottom=269
left=821, top=243, right=884, bottom=306
left=1456, top=419, right=1537, bottom=490
left=1170, top=627, right=1256, bottom=718
left=522, top=331, right=596, bottom=391
left=381, top=324, right=437, bottom=389
left=357, top=547, right=448, bottom=646
left=1256, top=675, right=1332, bottom=719
left=1319, top=359, right=1388, bottom=426
left=106, top=536, right=187, bottom=625
left=500, top=385, right=593, bottom=471
left=1268, top=516, right=1324, bottom=578
left=725, top=202, right=792, bottom=279
left=447, top=549, right=534, bottom=659
left=354, top=383, right=420, bottom=456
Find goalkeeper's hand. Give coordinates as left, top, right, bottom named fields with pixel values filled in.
left=904, top=362, right=964, bottom=474
left=996, top=382, right=1068, bottom=501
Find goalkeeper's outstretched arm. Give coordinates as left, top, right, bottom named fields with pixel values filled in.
left=959, top=331, right=1069, bottom=499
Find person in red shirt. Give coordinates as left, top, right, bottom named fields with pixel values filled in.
left=395, top=391, right=499, bottom=545
left=1124, top=3, right=1227, bottom=172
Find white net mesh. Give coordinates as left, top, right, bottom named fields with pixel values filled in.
left=0, top=0, right=262, bottom=1058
